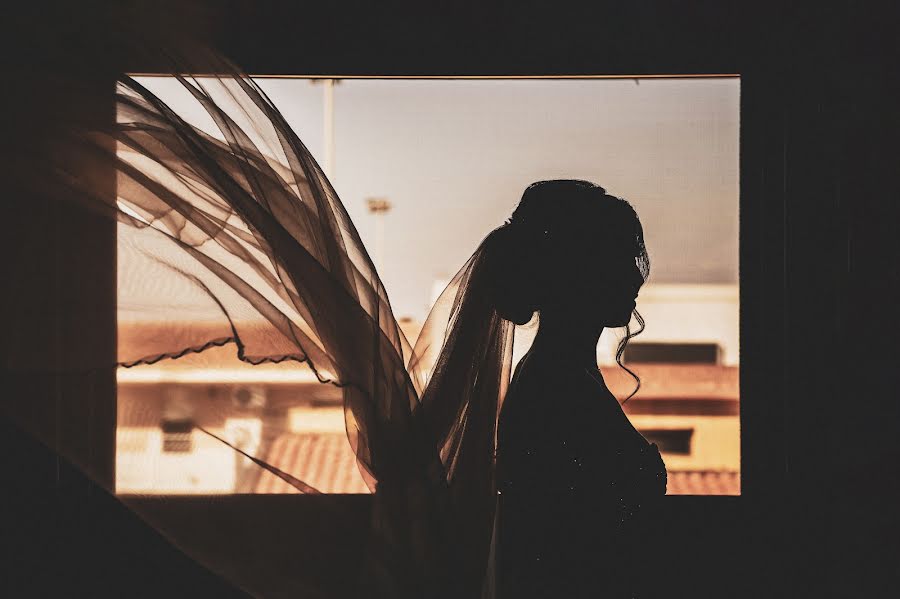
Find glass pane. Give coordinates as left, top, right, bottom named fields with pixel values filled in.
left=116, top=76, right=739, bottom=495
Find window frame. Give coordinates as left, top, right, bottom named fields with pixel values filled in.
left=89, top=2, right=790, bottom=591
left=113, top=73, right=748, bottom=501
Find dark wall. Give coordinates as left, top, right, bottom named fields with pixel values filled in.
left=0, top=418, right=251, bottom=598
left=765, top=4, right=899, bottom=596
left=4, top=1, right=898, bottom=597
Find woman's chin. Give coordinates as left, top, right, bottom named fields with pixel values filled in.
left=606, top=312, right=634, bottom=327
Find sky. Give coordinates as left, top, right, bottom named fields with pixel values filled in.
left=137, top=76, right=739, bottom=322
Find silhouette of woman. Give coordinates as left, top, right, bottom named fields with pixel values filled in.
left=490, top=180, right=667, bottom=598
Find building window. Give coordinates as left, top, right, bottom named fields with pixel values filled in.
left=624, top=342, right=722, bottom=364
left=161, top=419, right=194, bottom=453
left=639, top=428, right=694, bottom=455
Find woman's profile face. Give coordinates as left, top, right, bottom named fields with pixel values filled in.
left=597, top=243, right=645, bottom=327
left=545, top=221, right=644, bottom=329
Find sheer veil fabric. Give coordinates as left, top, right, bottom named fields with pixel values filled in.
left=9, top=45, right=514, bottom=598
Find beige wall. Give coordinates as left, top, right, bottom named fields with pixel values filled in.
left=116, top=427, right=237, bottom=494
left=599, top=283, right=739, bottom=365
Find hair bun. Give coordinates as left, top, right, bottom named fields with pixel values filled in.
left=483, top=223, right=541, bottom=325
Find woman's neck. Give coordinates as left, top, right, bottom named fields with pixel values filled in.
left=529, top=311, right=603, bottom=370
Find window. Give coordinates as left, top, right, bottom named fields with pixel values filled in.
left=161, top=419, right=194, bottom=453
left=624, top=342, right=722, bottom=364
left=640, top=428, right=693, bottom=454
left=116, top=75, right=740, bottom=496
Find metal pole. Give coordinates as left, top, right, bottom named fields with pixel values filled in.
left=374, top=211, right=384, bottom=273
left=323, top=79, right=335, bottom=181
left=366, top=198, right=392, bottom=274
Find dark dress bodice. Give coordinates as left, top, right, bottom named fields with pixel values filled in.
left=496, top=349, right=667, bottom=598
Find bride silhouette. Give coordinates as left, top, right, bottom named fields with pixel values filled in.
left=491, top=180, right=667, bottom=598
left=16, top=54, right=666, bottom=599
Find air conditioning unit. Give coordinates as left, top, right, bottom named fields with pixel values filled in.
left=231, top=385, right=267, bottom=409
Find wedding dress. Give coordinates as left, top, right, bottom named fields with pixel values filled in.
left=497, top=347, right=667, bottom=598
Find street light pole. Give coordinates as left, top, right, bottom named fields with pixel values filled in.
left=366, top=197, right=392, bottom=273
left=310, top=78, right=337, bottom=181
left=323, top=78, right=335, bottom=181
